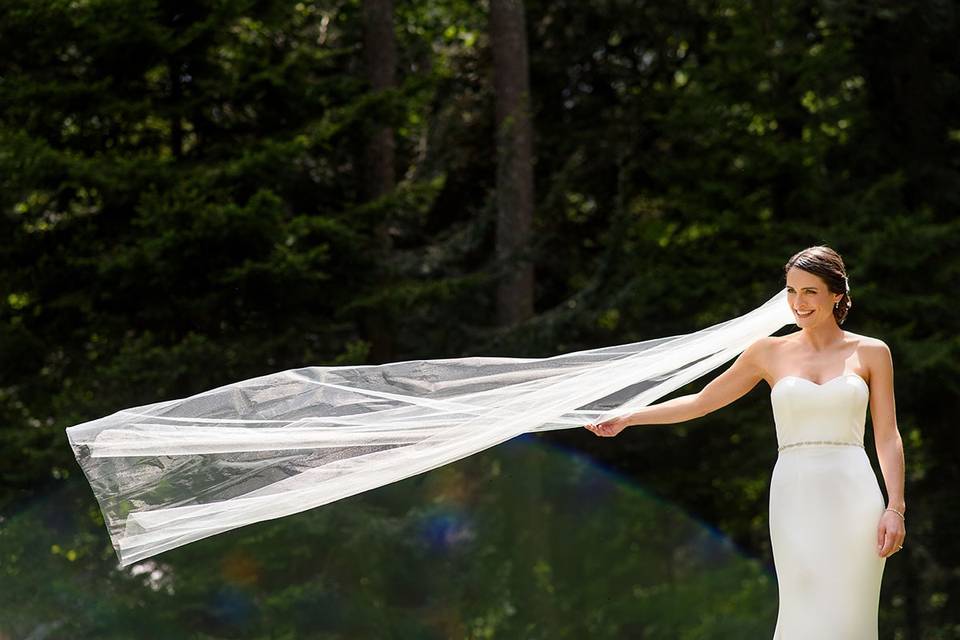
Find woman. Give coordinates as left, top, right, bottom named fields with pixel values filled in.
left=584, top=245, right=906, bottom=637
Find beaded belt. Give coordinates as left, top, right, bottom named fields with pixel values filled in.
left=778, top=440, right=864, bottom=452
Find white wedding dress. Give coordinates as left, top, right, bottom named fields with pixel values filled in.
left=769, top=373, right=886, bottom=638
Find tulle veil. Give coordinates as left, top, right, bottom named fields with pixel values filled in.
left=66, top=287, right=793, bottom=567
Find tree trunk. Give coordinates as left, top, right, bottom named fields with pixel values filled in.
left=490, top=0, right=535, bottom=328
left=360, top=0, right=397, bottom=363
left=490, top=4, right=548, bottom=633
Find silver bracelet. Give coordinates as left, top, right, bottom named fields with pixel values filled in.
left=885, top=507, right=905, bottom=521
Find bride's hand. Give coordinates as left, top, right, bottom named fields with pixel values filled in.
left=876, top=511, right=906, bottom=558
left=583, top=415, right=630, bottom=437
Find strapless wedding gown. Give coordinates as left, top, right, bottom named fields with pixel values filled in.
left=769, top=373, right=886, bottom=638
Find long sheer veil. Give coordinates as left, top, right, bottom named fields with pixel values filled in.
left=66, top=287, right=793, bottom=567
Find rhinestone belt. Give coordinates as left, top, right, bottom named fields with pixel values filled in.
left=778, top=440, right=865, bottom=452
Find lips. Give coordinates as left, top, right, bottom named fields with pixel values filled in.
left=795, top=310, right=813, bottom=317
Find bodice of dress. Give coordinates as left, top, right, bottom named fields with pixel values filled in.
left=770, top=373, right=869, bottom=452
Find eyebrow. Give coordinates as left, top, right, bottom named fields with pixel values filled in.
left=786, top=285, right=818, bottom=290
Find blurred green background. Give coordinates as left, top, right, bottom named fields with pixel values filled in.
left=1, top=0, right=957, bottom=638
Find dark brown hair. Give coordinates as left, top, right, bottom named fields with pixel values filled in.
left=783, top=245, right=852, bottom=325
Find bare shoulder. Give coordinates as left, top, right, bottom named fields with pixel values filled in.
left=742, top=335, right=781, bottom=373
left=845, top=331, right=894, bottom=379
left=860, top=334, right=888, bottom=347
left=754, top=333, right=793, bottom=355
left=844, top=330, right=890, bottom=353
left=744, top=335, right=778, bottom=356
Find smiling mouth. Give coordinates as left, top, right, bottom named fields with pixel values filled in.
left=795, top=310, right=814, bottom=317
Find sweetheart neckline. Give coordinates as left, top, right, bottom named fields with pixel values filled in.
left=771, top=373, right=869, bottom=394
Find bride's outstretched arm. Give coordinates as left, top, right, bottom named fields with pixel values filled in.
left=584, top=337, right=770, bottom=436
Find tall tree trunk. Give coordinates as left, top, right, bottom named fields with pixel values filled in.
left=490, top=0, right=535, bottom=328
left=489, top=4, right=548, bottom=634
left=360, top=0, right=397, bottom=363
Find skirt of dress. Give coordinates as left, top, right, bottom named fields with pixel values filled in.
left=769, top=445, right=887, bottom=639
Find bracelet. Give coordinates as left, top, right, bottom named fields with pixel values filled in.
left=885, top=507, right=905, bottom=521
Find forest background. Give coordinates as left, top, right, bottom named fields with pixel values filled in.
left=1, top=0, right=958, bottom=638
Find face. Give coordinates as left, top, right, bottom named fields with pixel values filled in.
left=785, top=267, right=843, bottom=327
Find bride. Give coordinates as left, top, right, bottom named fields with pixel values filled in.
left=584, top=245, right=906, bottom=637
